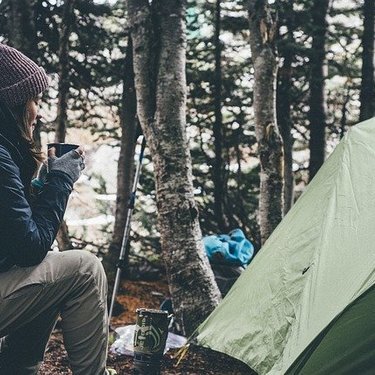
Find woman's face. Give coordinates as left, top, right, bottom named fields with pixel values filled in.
left=26, top=97, right=41, bottom=135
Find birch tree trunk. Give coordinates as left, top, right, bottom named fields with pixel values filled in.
left=277, top=2, right=295, bottom=215
left=277, top=56, right=293, bottom=215
left=248, top=0, right=284, bottom=244
left=359, top=0, right=375, bottom=122
left=55, top=0, right=76, bottom=251
left=307, top=0, right=329, bottom=181
left=105, top=39, right=138, bottom=284
left=127, top=0, right=221, bottom=335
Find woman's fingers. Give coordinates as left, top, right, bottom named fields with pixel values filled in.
left=48, top=147, right=56, bottom=158
left=73, top=146, right=85, bottom=159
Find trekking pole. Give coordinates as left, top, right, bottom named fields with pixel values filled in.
left=108, top=135, right=146, bottom=323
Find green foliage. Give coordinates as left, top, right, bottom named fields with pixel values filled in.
left=0, top=0, right=126, bottom=137
left=187, top=0, right=260, bottom=245
left=276, top=0, right=363, bottom=186
left=0, top=0, right=368, bottom=258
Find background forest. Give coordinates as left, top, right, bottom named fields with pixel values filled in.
left=0, top=0, right=374, bottom=333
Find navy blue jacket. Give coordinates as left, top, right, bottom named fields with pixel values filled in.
left=0, top=107, right=74, bottom=272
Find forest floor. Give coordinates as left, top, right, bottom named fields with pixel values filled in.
left=38, top=278, right=253, bottom=374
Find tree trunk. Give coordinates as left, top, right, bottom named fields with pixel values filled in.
left=359, top=0, right=375, bottom=122
left=55, top=220, right=72, bottom=251
left=308, top=0, right=329, bottom=181
left=8, top=0, right=42, bottom=150
left=213, top=0, right=227, bottom=232
left=277, top=2, right=294, bottom=215
left=55, top=0, right=75, bottom=143
left=9, top=0, right=38, bottom=61
left=104, top=38, right=138, bottom=284
left=277, top=62, right=293, bottom=215
left=127, top=0, right=221, bottom=335
left=340, top=84, right=351, bottom=139
left=248, top=0, right=284, bottom=244
left=54, top=0, right=76, bottom=251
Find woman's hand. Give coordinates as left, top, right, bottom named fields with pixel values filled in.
left=48, top=146, right=85, bottom=184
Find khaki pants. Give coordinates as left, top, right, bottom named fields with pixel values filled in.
left=0, top=250, right=108, bottom=375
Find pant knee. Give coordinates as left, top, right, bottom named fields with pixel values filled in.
left=55, top=251, right=108, bottom=299
left=78, top=252, right=108, bottom=295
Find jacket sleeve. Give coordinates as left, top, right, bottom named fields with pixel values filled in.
left=0, top=147, right=73, bottom=267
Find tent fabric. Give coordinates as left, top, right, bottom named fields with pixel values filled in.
left=196, top=117, right=375, bottom=374
left=286, top=285, right=375, bottom=375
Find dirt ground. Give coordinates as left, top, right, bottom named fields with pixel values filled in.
left=38, top=279, right=254, bottom=374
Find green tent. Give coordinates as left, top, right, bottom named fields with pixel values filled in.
left=196, top=117, right=375, bottom=375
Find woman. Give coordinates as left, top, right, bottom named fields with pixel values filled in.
left=0, top=43, right=114, bottom=374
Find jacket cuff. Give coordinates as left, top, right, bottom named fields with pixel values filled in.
left=46, top=170, right=74, bottom=189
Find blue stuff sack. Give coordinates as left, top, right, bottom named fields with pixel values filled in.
left=203, top=228, right=254, bottom=266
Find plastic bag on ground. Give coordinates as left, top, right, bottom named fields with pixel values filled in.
left=110, top=325, right=187, bottom=356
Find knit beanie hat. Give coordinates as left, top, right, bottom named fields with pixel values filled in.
left=0, top=43, right=49, bottom=107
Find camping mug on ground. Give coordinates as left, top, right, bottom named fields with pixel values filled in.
left=133, top=308, right=172, bottom=375
left=47, top=143, right=79, bottom=157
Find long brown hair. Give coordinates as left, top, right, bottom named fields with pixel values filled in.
left=10, top=100, right=45, bottom=174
